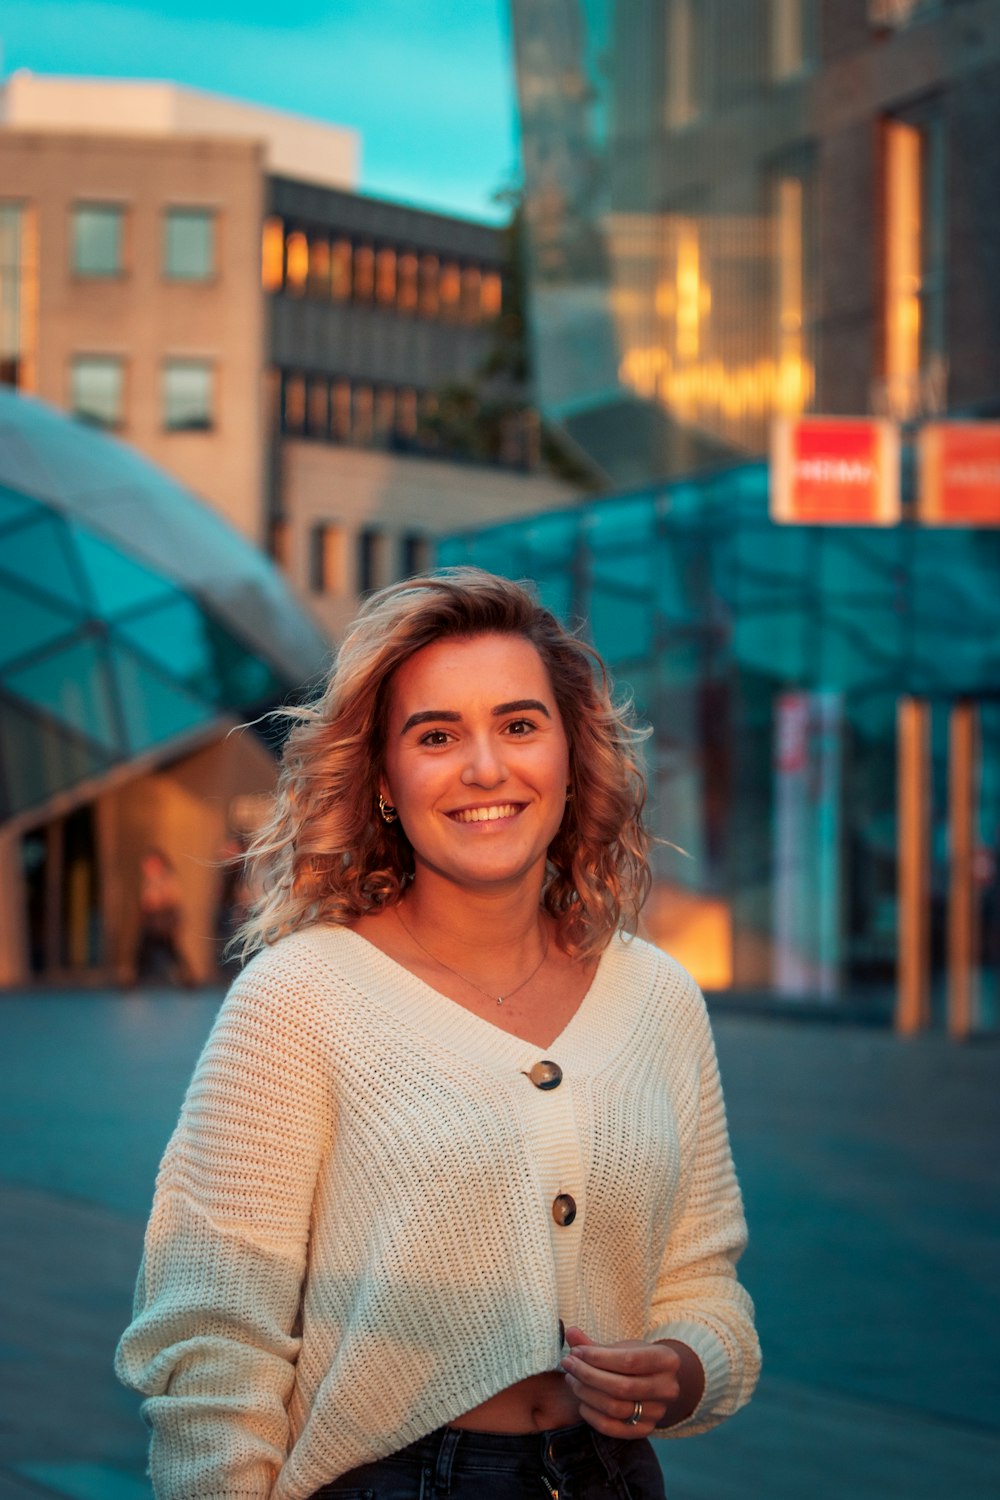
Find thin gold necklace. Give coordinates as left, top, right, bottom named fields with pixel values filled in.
left=394, top=905, right=549, bottom=1006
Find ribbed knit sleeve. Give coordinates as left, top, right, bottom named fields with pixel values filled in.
left=646, top=972, right=760, bottom=1436
left=115, top=952, right=335, bottom=1500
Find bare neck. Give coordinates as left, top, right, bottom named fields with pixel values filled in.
left=400, top=868, right=549, bottom=965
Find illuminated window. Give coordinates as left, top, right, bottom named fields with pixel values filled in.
left=0, top=203, right=24, bottom=387
left=331, top=240, right=352, bottom=300
left=439, top=262, right=461, bottom=319
left=164, top=208, right=215, bottom=280
left=665, top=0, right=699, bottom=128
left=269, top=518, right=290, bottom=567
left=353, top=384, right=374, bottom=445
left=770, top=0, right=808, bottom=81
left=376, top=247, right=397, bottom=303
left=71, top=355, right=124, bottom=429
left=285, top=231, right=309, bottom=295
left=461, top=267, right=482, bottom=324
left=401, top=531, right=431, bottom=578
left=398, top=253, right=419, bottom=312
left=882, top=112, right=945, bottom=414
left=72, top=204, right=124, bottom=277
left=261, top=216, right=284, bottom=291
left=480, top=272, right=503, bottom=319
left=163, top=359, right=214, bottom=431
left=309, top=522, right=346, bottom=594
left=354, top=245, right=375, bottom=301
left=397, top=387, right=418, bottom=438
left=331, top=380, right=352, bottom=441
left=358, top=527, right=385, bottom=594
left=419, top=254, right=440, bottom=317
left=419, top=390, right=439, bottom=448
left=307, top=377, right=330, bottom=438
left=309, top=238, right=331, bottom=297
left=374, top=386, right=396, bottom=444
left=283, top=372, right=306, bottom=433
left=771, top=164, right=815, bottom=415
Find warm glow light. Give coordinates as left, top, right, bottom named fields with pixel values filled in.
left=620, top=345, right=814, bottom=424
left=675, top=224, right=708, bottom=359
left=285, top=231, right=309, bottom=293
left=481, top=271, right=503, bottom=319
left=884, top=119, right=923, bottom=386
left=261, top=216, right=284, bottom=292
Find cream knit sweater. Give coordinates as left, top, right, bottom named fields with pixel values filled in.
left=116, top=926, right=759, bottom=1500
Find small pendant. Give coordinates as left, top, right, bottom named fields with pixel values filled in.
left=496, top=995, right=503, bottom=1005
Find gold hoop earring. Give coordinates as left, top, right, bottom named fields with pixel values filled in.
left=378, top=793, right=398, bottom=824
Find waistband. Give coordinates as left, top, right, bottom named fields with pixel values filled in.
left=386, top=1422, right=617, bottom=1478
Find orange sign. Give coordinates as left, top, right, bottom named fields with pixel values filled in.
left=771, top=417, right=901, bottom=525
left=918, top=423, right=1000, bottom=524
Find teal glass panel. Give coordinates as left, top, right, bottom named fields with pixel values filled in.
left=818, top=607, right=902, bottom=692
left=0, top=578, right=80, bottom=670
left=69, top=524, right=176, bottom=618
left=734, top=606, right=809, bottom=683
left=0, top=694, right=112, bottom=818
left=0, top=515, right=89, bottom=610
left=587, top=495, right=656, bottom=553
left=4, top=636, right=120, bottom=752
left=819, top=528, right=901, bottom=601
left=115, top=596, right=280, bottom=706
left=589, top=580, right=653, bottom=664
left=0, top=484, right=41, bottom=533
left=108, top=644, right=215, bottom=754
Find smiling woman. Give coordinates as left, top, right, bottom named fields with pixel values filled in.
left=115, top=569, right=759, bottom=1500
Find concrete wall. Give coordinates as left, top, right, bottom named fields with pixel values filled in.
left=0, top=129, right=267, bottom=542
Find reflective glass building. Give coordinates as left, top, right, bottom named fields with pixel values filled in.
left=439, top=472, right=1000, bottom=1027
left=0, top=389, right=328, bottom=984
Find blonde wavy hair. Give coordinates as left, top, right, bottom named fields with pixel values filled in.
left=238, top=568, right=650, bottom=960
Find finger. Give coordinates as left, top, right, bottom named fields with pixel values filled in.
left=577, top=1398, right=661, bottom=1439
left=572, top=1342, right=680, bottom=1376
left=561, top=1348, right=680, bottom=1395
left=563, top=1372, right=667, bottom=1426
left=562, top=1359, right=679, bottom=1407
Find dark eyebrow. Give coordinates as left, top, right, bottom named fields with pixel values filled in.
left=492, top=699, right=551, bottom=719
left=399, top=700, right=551, bottom=736
left=399, top=709, right=462, bottom=736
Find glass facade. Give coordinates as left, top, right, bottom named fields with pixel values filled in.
left=71, top=355, right=124, bottom=430
left=0, top=387, right=328, bottom=822
left=439, top=470, right=1000, bottom=1024
left=509, top=0, right=1000, bottom=486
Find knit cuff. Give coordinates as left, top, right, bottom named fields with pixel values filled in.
left=649, top=1318, right=730, bottom=1433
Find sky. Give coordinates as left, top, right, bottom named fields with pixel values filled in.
left=0, top=0, right=520, bottom=223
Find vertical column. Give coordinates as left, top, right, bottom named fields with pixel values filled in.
left=896, top=697, right=930, bottom=1034
left=948, top=701, right=980, bottom=1040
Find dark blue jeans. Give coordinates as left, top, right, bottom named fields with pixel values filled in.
left=309, top=1422, right=667, bottom=1500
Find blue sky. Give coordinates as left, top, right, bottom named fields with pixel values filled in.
left=0, top=0, right=519, bottom=222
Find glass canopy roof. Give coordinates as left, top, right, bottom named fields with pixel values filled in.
left=0, top=389, right=330, bottom=821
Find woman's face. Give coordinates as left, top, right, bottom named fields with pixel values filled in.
left=380, top=632, right=571, bottom=897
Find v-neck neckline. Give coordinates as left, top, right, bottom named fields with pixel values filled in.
left=304, top=922, right=625, bottom=1063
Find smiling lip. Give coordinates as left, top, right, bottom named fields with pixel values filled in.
left=448, top=803, right=523, bottom=824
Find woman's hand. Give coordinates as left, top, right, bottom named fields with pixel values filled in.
left=560, top=1326, right=705, bottom=1437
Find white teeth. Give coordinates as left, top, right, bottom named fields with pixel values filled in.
left=453, top=804, right=517, bottom=823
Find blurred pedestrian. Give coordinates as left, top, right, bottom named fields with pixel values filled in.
left=116, top=569, right=759, bottom=1498
left=132, top=848, right=195, bottom=987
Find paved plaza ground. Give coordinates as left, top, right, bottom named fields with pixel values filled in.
left=1, top=986, right=998, bottom=1500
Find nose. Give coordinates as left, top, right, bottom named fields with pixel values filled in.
left=460, top=733, right=509, bottom=787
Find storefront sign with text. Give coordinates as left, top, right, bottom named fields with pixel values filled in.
left=771, top=416, right=901, bottom=524
left=918, top=422, right=1000, bottom=525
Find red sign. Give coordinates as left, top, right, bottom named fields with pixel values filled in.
left=771, top=417, right=901, bottom=525
left=918, top=423, right=1000, bottom=525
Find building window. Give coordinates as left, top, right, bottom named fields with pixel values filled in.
left=419, top=254, right=440, bottom=317
left=354, top=245, right=375, bottom=301
left=283, top=372, right=306, bottom=433
left=72, top=204, right=124, bottom=277
left=71, top=355, right=124, bottom=429
left=358, top=527, right=384, bottom=594
left=881, top=112, right=946, bottom=418
left=269, top=518, right=290, bottom=568
left=285, top=231, right=309, bottom=294
left=439, top=261, right=461, bottom=320
left=374, top=386, right=396, bottom=445
left=398, top=253, right=419, bottom=312
left=261, top=216, right=284, bottom=291
left=461, top=267, right=482, bottom=325
left=163, top=359, right=214, bottom=431
left=665, top=0, right=699, bottom=128
left=481, top=272, right=503, bottom=320
left=331, top=240, right=352, bottom=300
left=376, top=247, right=397, bottom=303
left=307, top=376, right=330, bottom=438
left=770, top=0, right=808, bottom=81
left=397, top=387, right=418, bottom=439
left=771, top=162, right=815, bottom=415
left=401, top=531, right=431, bottom=578
left=309, top=238, right=331, bottom=298
left=331, top=379, right=352, bottom=441
left=0, top=203, right=24, bottom=387
left=352, top=384, right=374, bottom=445
left=309, top=522, right=346, bottom=594
left=164, top=208, right=215, bottom=280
